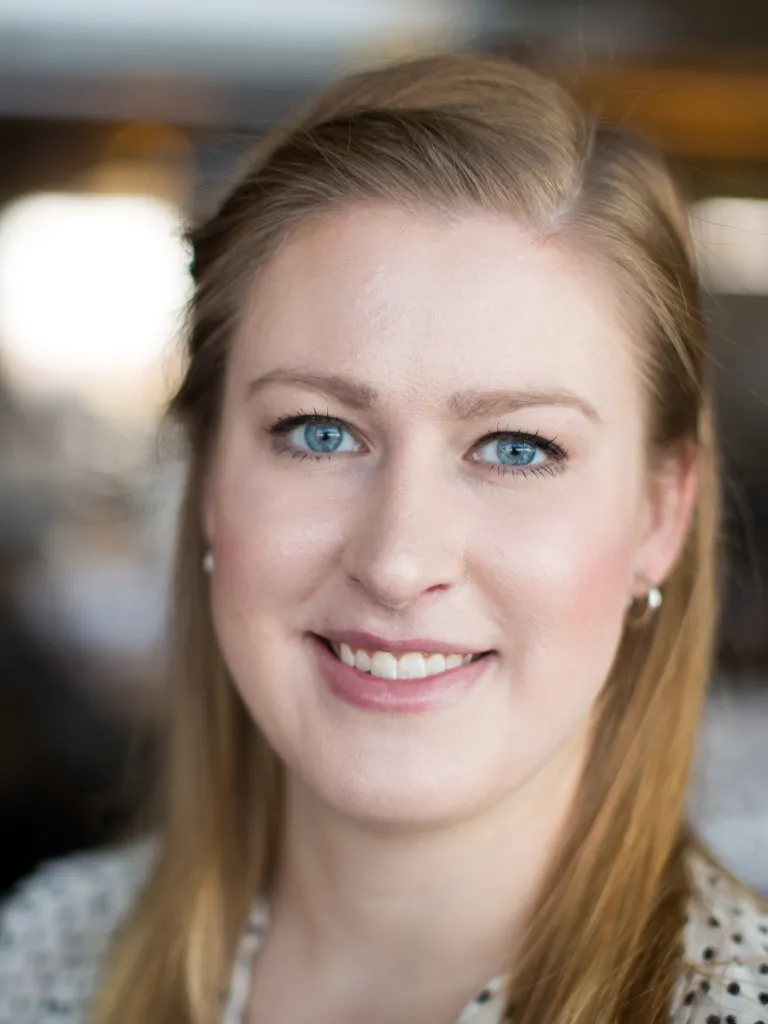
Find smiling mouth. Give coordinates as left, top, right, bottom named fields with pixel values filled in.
left=315, top=635, right=492, bottom=681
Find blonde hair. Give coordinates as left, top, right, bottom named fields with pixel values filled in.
left=91, top=52, right=722, bottom=1024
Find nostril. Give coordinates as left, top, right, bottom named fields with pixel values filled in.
left=424, top=583, right=451, bottom=594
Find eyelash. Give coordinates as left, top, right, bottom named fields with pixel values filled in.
left=265, top=408, right=568, bottom=479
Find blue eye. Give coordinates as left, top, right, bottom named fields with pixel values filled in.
left=477, top=437, right=545, bottom=468
left=268, top=413, right=566, bottom=477
left=282, top=417, right=358, bottom=455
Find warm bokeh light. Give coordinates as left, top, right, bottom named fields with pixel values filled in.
left=0, top=191, right=192, bottom=417
left=690, top=197, right=768, bottom=295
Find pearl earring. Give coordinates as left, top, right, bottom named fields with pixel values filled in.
left=626, top=584, right=663, bottom=626
left=202, top=549, right=214, bottom=575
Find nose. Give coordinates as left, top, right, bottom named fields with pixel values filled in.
left=341, top=453, right=466, bottom=611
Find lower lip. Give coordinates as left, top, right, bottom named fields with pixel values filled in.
left=309, top=634, right=492, bottom=713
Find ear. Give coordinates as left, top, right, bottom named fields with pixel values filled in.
left=631, top=441, right=698, bottom=597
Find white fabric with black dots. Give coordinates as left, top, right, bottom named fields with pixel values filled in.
left=672, top=857, right=768, bottom=1024
left=0, top=839, right=766, bottom=1024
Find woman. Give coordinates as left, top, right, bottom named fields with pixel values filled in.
left=1, top=51, right=766, bottom=1024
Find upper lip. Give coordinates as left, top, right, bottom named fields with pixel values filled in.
left=316, top=629, right=491, bottom=656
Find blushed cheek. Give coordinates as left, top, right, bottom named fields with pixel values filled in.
left=538, top=522, right=637, bottom=688
left=562, top=533, right=634, bottom=655
left=480, top=501, right=638, bottom=687
left=209, top=471, right=346, bottom=618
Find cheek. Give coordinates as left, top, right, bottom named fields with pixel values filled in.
left=205, top=464, right=345, bottom=720
left=208, top=458, right=348, bottom=615
left=549, top=508, right=636, bottom=614
left=476, top=485, right=640, bottom=674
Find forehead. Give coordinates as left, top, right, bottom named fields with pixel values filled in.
left=233, top=205, right=639, bottom=415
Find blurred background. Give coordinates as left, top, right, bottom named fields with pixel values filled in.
left=1, top=0, right=767, bottom=896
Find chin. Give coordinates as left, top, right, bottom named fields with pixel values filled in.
left=319, top=786, right=481, bottom=831
left=292, top=746, right=518, bottom=831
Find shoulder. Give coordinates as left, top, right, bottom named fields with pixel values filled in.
left=672, top=853, right=768, bottom=1023
left=0, top=836, right=159, bottom=1024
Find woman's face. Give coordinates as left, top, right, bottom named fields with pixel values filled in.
left=204, top=205, right=692, bottom=826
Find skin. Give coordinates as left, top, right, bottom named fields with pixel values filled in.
left=203, top=205, right=696, bottom=1023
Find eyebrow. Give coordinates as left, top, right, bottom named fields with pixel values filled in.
left=246, top=369, right=600, bottom=423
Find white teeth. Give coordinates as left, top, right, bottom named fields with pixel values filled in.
left=370, top=651, right=398, bottom=679
left=424, top=653, right=446, bottom=676
left=354, top=648, right=372, bottom=672
left=397, top=653, right=427, bottom=679
left=328, top=640, right=481, bottom=679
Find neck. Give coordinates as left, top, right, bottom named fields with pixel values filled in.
left=264, top=730, right=589, bottom=1014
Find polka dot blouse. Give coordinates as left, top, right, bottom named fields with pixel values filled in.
left=0, top=838, right=766, bottom=1023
